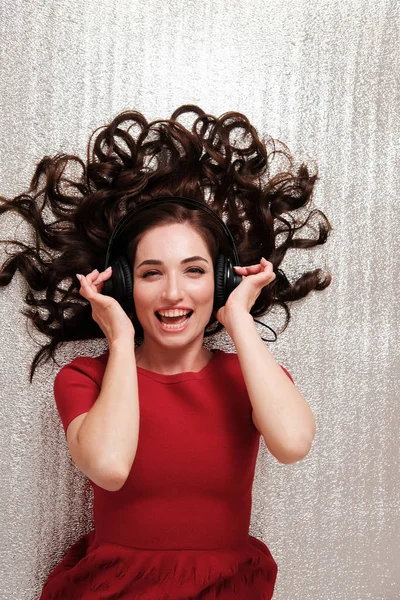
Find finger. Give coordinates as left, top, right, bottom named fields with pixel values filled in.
left=86, top=274, right=103, bottom=293
left=77, top=274, right=98, bottom=299
left=88, top=269, right=112, bottom=291
left=91, top=274, right=107, bottom=292
left=76, top=274, right=87, bottom=296
left=235, top=264, right=263, bottom=275
left=93, top=267, right=112, bottom=285
left=92, top=276, right=104, bottom=288
left=85, top=269, right=100, bottom=284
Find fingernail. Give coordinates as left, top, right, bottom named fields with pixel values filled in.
left=76, top=274, right=82, bottom=281
left=105, top=266, right=112, bottom=271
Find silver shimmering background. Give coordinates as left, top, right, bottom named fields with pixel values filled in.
left=0, top=1, right=399, bottom=599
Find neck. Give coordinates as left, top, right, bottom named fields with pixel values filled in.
left=135, top=344, right=213, bottom=375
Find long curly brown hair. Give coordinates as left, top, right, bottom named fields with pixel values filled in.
left=0, top=104, right=332, bottom=382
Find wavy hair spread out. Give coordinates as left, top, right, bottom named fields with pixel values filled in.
left=0, top=104, right=332, bottom=381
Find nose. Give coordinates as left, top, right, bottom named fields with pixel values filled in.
left=160, top=273, right=185, bottom=303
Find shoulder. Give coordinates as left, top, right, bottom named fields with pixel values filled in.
left=213, top=349, right=243, bottom=379
left=52, top=353, right=108, bottom=436
left=215, top=349, right=238, bottom=363
left=54, top=351, right=108, bottom=390
left=216, top=349, right=294, bottom=383
left=213, top=349, right=238, bottom=367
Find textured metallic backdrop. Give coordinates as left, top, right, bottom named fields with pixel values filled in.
left=0, top=1, right=399, bottom=599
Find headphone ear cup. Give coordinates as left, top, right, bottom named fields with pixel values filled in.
left=103, top=256, right=134, bottom=314
left=214, top=252, right=243, bottom=314
left=119, top=255, right=134, bottom=313
left=214, top=252, right=228, bottom=313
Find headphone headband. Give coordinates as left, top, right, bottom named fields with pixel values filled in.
left=104, top=196, right=240, bottom=269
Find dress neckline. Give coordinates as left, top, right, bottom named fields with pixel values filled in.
left=135, top=349, right=221, bottom=384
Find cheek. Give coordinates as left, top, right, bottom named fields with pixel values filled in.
left=195, top=279, right=215, bottom=307
left=132, top=283, right=154, bottom=313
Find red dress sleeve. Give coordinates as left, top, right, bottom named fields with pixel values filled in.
left=280, top=364, right=294, bottom=383
left=53, top=357, right=101, bottom=437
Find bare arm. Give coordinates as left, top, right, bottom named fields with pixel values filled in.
left=76, top=337, right=139, bottom=483
left=227, top=312, right=316, bottom=464
left=73, top=267, right=140, bottom=485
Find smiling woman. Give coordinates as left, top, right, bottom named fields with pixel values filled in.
left=0, top=104, right=332, bottom=599
left=129, top=221, right=215, bottom=373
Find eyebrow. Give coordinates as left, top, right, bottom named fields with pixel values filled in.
left=136, top=256, right=209, bottom=270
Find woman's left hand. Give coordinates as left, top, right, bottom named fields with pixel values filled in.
left=215, top=257, right=276, bottom=330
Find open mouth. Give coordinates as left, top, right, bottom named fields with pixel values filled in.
left=155, top=311, right=194, bottom=325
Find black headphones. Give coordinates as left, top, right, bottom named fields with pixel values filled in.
left=102, top=196, right=243, bottom=316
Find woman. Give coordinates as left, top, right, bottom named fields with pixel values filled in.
left=0, top=105, right=332, bottom=598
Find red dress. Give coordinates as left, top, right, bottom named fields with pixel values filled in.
left=40, top=348, right=294, bottom=600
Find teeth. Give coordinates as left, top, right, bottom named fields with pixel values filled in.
left=158, top=309, right=191, bottom=317
left=160, top=316, right=190, bottom=329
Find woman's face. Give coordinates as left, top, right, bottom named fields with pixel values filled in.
left=132, top=223, right=215, bottom=349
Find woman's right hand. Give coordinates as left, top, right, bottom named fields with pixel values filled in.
left=76, top=267, right=135, bottom=345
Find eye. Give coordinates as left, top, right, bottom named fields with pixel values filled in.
left=141, top=270, right=158, bottom=278
left=187, top=267, right=205, bottom=275
left=142, top=267, right=205, bottom=278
